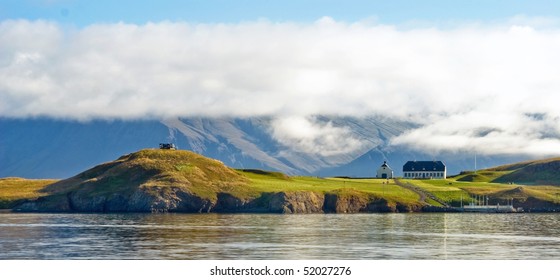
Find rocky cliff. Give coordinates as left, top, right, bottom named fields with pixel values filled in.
left=15, top=188, right=415, bottom=214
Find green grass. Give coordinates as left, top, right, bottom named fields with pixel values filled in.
left=239, top=171, right=422, bottom=206
left=404, top=177, right=560, bottom=206
left=0, top=177, right=58, bottom=208
left=522, top=186, right=560, bottom=202
left=45, top=149, right=253, bottom=201
left=0, top=150, right=422, bottom=210
left=451, top=171, right=511, bottom=182
left=485, top=157, right=560, bottom=172
left=5, top=150, right=560, bottom=211
left=401, top=179, right=470, bottom=206
left=480, top=157, right=560, bottom=185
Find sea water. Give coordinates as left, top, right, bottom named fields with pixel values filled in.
left=1, top=213, right=559, bottom=259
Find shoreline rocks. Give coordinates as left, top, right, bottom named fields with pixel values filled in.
left=13, top=189, right=430, bottom=214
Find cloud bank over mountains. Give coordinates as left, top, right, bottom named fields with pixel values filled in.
left=1, top=17, right=560, bottom=157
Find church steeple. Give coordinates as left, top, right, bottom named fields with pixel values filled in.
left=376, top=161, right=393, bottom=179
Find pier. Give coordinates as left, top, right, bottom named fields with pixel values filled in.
left=460, top=204, right=517, bottom=213
left=455, top=195, right=521, bottom=213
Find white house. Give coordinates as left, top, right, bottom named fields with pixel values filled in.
left=376, top=161, right=394, bottom=179
left=403, top=161, right=446, bottom=179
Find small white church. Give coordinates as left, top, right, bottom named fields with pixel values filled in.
left=376, top=161, right=394, bottom=179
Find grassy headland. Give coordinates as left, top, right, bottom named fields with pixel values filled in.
left=0, top=149, right=423, bottom=212
left=239, top=170, right=422, bottom=208
left=2, top=150, right=560, bottom=212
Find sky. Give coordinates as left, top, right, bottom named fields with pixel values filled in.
left=2, top=0, right=560, bottom=158
left=3, top=0, right=560, bottom=25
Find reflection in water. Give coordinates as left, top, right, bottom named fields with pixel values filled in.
left=1, top=213, right=559, bottom=259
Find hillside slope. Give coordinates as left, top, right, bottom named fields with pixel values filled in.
left=13, top=149, right=424, bottom=213
left=452, top=157, right=560, bottom=185
left=15, top=149, right=252, bottom=212
left=486, top=157, right=560, bottom=185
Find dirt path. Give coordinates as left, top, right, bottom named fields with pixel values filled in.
left=394, top=178, right=450, bottom=208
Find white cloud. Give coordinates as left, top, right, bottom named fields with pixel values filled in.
left=270, top=116, right=367, bottom=157
left=391, top=111, right=560, bottom=156
left=2, top=18, right=560, bottom=157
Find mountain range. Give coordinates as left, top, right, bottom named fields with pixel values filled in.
left=0, top=117, right=530, bottom=179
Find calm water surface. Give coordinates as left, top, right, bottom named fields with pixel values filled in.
left=1, top=213, right=559, bottom=259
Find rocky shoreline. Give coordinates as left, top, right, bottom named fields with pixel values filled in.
left=8, top=149, right=560, bottom=214
left=14, top=189, right=433, bottom=214
left=11, top=189, right=560, bottom=213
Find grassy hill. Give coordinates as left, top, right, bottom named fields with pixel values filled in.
left=3, top=151, right=560, bottom=212
left=451, top=170, right=510, bottom=182
left=1, top=149, right=423, bottom=213
left=451, top=157, right=560, bottom=185
left=486, top=157, right=560, bottom=185
left=60, top=149, right=253, bottom=200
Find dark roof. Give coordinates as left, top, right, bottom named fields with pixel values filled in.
left=403, top=161, right=446, bottom=172
left=380, top=161, right=389, bottom=168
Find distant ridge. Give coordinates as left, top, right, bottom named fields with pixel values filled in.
left=1, top=117, right=529, bottom=179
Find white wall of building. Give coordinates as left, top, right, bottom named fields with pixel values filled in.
left=376, top=165, right=393, bottom=179
left=403, top=171, right=446, bottom=179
